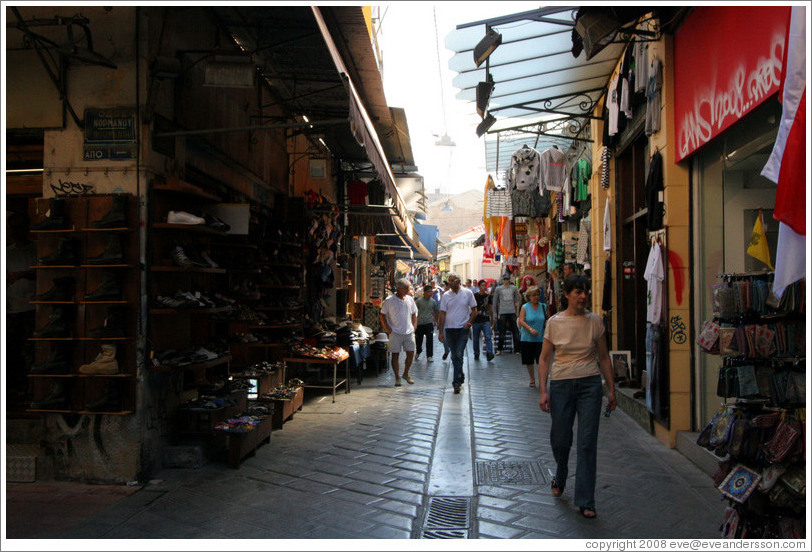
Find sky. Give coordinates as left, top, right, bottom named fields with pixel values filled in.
left=377, top=2, right=541, bottom=198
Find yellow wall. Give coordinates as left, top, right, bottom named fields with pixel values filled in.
left=590, top=29, right=692, bottom=449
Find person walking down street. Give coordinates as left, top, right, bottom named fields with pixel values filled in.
left=537, top=275, right=616, bottom=519
left=493, top=274, right=521, bottom=355
left=380, top=278, right=418, bottom=386
left=440, top=281, right=452, bottom=360
left=517, top=285, right=546, bottom=387
left=415, top=284, right=439, bottom=362
left=438, top=273, right=477, bottom=394
left=559, top=262, right=576, bottom=310
left=471, top=279, right=495, bottom=362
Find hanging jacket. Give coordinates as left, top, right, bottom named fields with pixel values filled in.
left=507, top=146, right=542, bottom=191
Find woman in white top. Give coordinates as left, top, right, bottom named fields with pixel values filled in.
left=537, top=275, right=616, bottom=519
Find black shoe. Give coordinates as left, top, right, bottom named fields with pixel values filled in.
left=203, top=214, right=230, bottom=232
left=486, top=353, right=494, bottom=361
left=38, top=238, right=76, bottom=265
left=84, top=271, right=123, bottom=301
left=30, top=197, right=69, bottom=231
left=85, top=381, right=122, bottom=412
left=30, top=381, right=68, bottom=410
left=453, top=385, right=461, bottom=394
left=85, top=235, right=124, bottom=264
left=88, top=306, right=127, bottom=338
left=442, top=352, right=449, bottom=360
left=474, top=355, right=480, bottom=360
left=91, top=194, right=128, bottom=228
left=32, top=306, right=72, bottom=338
left=35, top=277, right=75, bottom=302
left=30, top=344, right=72, bottom=375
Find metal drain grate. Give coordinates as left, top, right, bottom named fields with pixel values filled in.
left=420, top=496, right=471, bottom=539
left=475, top=460, right=548, bottom=485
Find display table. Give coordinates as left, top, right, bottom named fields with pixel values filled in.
left=283, top=352, right=350, bottom=403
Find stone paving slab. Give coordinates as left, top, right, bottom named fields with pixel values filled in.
left=5, top=334, right=728, bottom=541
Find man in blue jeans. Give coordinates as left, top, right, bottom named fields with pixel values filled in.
left=438, top=273, right=477, bottom=394
left=471, top=279, right=495, bottom=361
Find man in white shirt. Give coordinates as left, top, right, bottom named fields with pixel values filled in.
left=438, top=273, right=477, bottom=394
left=380, top=278, right=418, bottom=386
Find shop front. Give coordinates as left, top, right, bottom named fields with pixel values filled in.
left=6, top=5, right=427, bottom=482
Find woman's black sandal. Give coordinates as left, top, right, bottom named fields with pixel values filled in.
left=551, top=480, right=564, bottom=497
left=579, top=507, right=597, bottom=519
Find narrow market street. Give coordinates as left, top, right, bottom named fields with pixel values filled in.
left=7, top=334, right=724, bottom=540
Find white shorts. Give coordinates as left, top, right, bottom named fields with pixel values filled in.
left=388, top=332, right=416, bottom=353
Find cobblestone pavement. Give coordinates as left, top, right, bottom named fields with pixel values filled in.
left=6, top=335, right=725, bottom=541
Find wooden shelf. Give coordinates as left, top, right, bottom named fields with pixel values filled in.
left=31, top=265, right=78, bottom=269
left=80, top=264, right=134, bottom=268
left=28, top=337, right=75, bottom=342
left=76, top=374, right=135, bottom=378
left=30, top=301, right=76, bottom=305
left=257, top=285, right=300, bottom=290
left=152, top=223, right=226, bottom=236
left=153, top=178, right=222, bottom=202
left=228, top=268, right=262, bottom=273
left=77, top=337, right=134, bottom=342
left=151, top=266, right=227, bottom=274
left=30, top=228, right=77, bottom=234
left=80, top=300, right=130, bottom=305
left=81, top=227, right=132, bottom=232
left=151, top=355, right=232, bottom=372
left=27, top=374, right=75, bottom=378
left=150, top=306, right=231, bottom=315
left=26, top=408, right=74, bottom=414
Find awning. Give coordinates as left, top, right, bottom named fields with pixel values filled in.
left=312, top=6, right=431, bottom=260
left=446, top=6, right=627, bottom=174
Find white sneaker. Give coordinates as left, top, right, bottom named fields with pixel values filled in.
left=167, top=211, right=205, bottom=225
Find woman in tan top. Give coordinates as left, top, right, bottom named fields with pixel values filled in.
left=538, top=275, right=616, bottom=519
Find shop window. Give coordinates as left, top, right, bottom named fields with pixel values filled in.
left=693, top=99, right=780, bottom=428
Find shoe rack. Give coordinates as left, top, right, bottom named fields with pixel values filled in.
left=147, top=177, right=232, bottom=389
left=215, top=194, right=306, bottom=371
left=28, top=194, right=138, bottom=415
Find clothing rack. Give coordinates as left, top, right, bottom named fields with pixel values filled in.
left=716, top=271, right=774, bottom=281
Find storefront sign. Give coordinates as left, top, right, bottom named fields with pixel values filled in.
left=673, top=6, right=790, bottom=162
left=84, top=108, right=137, bottom=161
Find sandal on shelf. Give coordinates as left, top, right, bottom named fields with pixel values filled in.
left=579, top=507, right=597, bottom=519
left=551, top=480, right=564, bottom=497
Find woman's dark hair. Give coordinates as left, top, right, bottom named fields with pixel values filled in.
left=563, top=274, right=590, bottom=294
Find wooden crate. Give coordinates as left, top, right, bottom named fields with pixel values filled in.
left=224, top=415, right=272, bottom=469
left=270, top=386, right=303, bottom=429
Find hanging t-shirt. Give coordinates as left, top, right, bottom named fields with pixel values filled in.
left=347, top=180, right=368, bottom=205
left=539, top=146, right=568, bottom=192
left=607, top=73, right=620, bottom=137
left=643, top=242, right=665, bottom=324
left=485, top=188, right=513, bottom=218
left=574, top=158, right=592, bottom=201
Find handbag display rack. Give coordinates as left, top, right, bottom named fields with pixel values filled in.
left=697, top=273, right=806, bottom=539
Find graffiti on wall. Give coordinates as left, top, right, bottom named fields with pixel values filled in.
left=677, top=35, right=784, bottom=160
left=50, top=178, right=96, bottom=197
left=669, top=314, right=687, bottom=345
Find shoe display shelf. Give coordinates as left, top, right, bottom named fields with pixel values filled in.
left=147, top=177, right=231, bottom=390
left=252, top=384, right=304, bottom=430
left=175, top=388, right=248, bottom=437
left=283, top=352, right=350, bottom=404
left=28, top=194, right=139, bottom=416
left=218, top=414, right=272, bottom=469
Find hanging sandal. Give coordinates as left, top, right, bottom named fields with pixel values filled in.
left=579, top=507, right=597, bottom=519
left=551, top=480, right=564, bottom=497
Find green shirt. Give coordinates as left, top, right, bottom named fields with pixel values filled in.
left=415, top=296, right=439, bottom=325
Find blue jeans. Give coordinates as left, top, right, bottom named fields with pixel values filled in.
left=444, top=328, right=469, bottom=386
left=549, top=374, right=603, bottom=510
left=471, top=322, right=493, bottom=357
